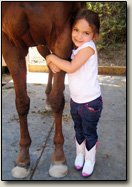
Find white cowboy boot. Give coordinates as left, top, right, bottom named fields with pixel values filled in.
left=74, top=139, right=85, bottom=170
left=82, top=142, right=98, bottom=176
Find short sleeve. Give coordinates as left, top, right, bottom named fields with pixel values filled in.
left=71, top=40, right=96, bottom=59
left=78, top=40, right=96, bottom=52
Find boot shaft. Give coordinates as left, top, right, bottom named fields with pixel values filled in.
left=82, top=142, right=98, bottom=177
left=75, top=138, right=85, bottom=155
left=85, top=142, right=98, bottom=161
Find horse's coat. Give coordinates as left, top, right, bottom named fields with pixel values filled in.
left=2, top=2, right=86, bottom=178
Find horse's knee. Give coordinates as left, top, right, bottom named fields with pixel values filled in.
left=54, top=134, right=64, bottom=146
left=49, top=93, right=65, bottom=113
left=16, top=95, right=30, bottom=116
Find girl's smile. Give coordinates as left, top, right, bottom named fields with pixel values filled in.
left=72, top=19, right=94, bottom=48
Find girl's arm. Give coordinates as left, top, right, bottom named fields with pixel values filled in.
left=46, top=47, right=95, bottom=73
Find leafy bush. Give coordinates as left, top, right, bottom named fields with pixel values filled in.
left=86, top=2, right=126, bottom=50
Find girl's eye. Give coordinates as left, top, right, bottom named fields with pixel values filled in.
left=85, top=32, right=89, bottom=35
left=74, top=28, right=78, bottom=32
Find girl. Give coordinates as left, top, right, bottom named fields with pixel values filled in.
left=46, top=9, right=103, bottom=177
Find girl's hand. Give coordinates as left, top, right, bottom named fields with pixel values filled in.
left=48, top=63, right=61, bottom=73
left=46, top=54, right=56, bottom=65
left=46, top=55, right=52, bottom=66
left=46, top=54, right=61, bottom=73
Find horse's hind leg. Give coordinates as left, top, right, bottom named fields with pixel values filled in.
left=45, top=68, right=53, bottom=111
left=37, top=46, right=53, bottom=111
left=2, top=32, right=31, bottom=178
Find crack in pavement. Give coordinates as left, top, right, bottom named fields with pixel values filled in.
left=29, top=121, right=55, bottom=180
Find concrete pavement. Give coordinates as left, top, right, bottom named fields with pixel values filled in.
left=2, top=73, right=126, bottom=180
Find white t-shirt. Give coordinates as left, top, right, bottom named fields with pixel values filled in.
left=68, top=40, right=101, bottom=104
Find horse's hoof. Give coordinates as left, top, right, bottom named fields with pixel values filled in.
left=45, top=103, right=52, bottom=111
left=49, top=160, right=68, bottom=178
left=11, top=163, right=31, bottom=179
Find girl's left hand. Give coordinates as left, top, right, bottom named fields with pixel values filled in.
left=48, top=63, right=61, bottom=73
left=46, top=54, right=61, bottom=73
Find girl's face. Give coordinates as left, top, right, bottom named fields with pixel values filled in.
left=72, top=19, right=95, bottom=48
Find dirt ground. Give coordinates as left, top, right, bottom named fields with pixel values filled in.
left=98, top=43, right=126, bottom=67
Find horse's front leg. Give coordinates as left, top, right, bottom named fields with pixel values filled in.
left=48, top=23, right=72, bottom=178
left=49, top=71, right=68, bottom=177
left=2, top=33, right=31, bottom=178
left=12, top=72, right=31, bottom=179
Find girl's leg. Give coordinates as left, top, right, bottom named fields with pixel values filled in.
left=81, top=96, right=103, bottom=176
left=81, top=96, right=103, bottom=150
left=70, top=100, right=85, bottom=169
left=70, top=100, right=85, bottom=144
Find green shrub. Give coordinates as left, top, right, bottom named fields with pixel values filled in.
left=86, top=2, right=126, bottom=50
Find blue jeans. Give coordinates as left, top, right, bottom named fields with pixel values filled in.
left=70, top=96, right=103, bottom=151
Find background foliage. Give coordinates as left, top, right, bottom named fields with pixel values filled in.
left=86, top=2, right=126, bottom=50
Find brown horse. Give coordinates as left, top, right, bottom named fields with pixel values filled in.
left=2, top=2, right=86, bottom=178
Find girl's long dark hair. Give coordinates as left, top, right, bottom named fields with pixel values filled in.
left=72, top=9, right=100, bottom=35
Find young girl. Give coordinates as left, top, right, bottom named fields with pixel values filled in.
left=46, top=9, right=103, bottom=177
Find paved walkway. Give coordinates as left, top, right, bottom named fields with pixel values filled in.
left=2, top=73, right=126, bottom=180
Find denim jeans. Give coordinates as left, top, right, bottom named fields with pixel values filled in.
left=70, top=96, right=103, bottom=151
